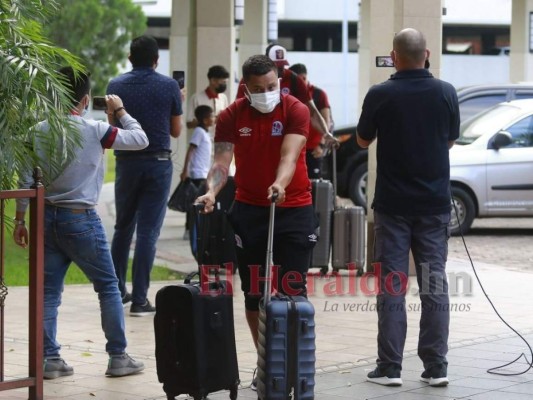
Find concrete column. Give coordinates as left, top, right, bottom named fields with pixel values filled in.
left=510, top=0, right=533, bottom=82
left=358, top=0, right=443, bottom=273
left=196, top=0, right=237, bottom=98
left=168, top=0, right=237, bottom=189
left=239, top=0, right=268, bottom=70
left=169, top=0, right=192, bottom=187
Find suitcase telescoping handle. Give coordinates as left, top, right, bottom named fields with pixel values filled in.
left=332, top=147, right=338, bottom=208
left=263, top=191, right=278, bottom=305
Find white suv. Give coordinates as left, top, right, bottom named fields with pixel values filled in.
left=449, top=98, right=533, bottom=235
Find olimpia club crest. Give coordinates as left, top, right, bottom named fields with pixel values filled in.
left=271, top=121, right=283, bottom=136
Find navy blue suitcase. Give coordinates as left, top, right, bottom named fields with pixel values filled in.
left=256, top=194, right=316, bottom=400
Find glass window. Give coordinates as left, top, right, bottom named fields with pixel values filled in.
left=504, top=115, right=533, bottom=148
left=460, top=94, right=507, bottom=122
left=458, top=103, right=523, bottom=145
left=514, top=90, right=533, bottom=101
left=278, top=21, right=358, bottom=53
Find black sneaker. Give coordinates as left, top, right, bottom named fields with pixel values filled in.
left=122, top=292, right=132, bottom=306
left=130, top=300, right=156, bottom=317
left=43, top=357, right=74, bottom=380
left=421, top=364, right=449, bottom=387
left=105, top=353, right=145, bottom=377
left=366, top=365, right=402, bottom=386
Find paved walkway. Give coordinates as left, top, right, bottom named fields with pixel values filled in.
left=2, top=183, right=533, bottom=399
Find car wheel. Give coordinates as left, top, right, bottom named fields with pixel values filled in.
left=349, top=162, right=368, bottom=210
left=450, top=186, right=475, bottom=236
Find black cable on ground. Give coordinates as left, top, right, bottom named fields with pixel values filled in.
left=453, top=201, right=533, bottom=376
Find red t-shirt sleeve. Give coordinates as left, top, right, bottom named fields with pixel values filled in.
left=285, top=96, right=310, bottom=138
left=215, top=102, right=237, bottom=143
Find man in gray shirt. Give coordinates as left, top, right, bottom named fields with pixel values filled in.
left=14, top=67, right=148, bottom=380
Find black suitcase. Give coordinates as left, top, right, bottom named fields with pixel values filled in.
left=257, top=194, right=316, bottom=400
left=189, top=176, right=237, bottom=272
left=154, top=280, right=239, bottom=400
left=154, top=206, right=240, bottom=400
left=310, top=179, right=334, bottom=275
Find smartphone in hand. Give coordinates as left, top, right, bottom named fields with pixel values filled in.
left=375, top=56, right=394, bottom=67
left=92, top=96, right=107, bottom=110
left=173, top=71, right=185, bottom=89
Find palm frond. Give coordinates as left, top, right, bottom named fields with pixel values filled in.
left=0, top=0, right=85, bottom=190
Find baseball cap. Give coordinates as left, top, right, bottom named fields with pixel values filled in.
left=267, top=44, right=289, bottom=67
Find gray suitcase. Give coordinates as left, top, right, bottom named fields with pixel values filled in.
left=332, top=206, right=365, bottom=274
left=331, top=149, right=365, bottom=274
left=257, top=193, right=316, bottom=400
left=311, top=179, right=334, bottom=274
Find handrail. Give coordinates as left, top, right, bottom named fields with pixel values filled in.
left=0, top=168, right=44, bottom=399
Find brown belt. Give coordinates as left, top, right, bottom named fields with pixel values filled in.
left=70, top=209, right=91, bottom=214
left=46, top=205, right=94, bottom=213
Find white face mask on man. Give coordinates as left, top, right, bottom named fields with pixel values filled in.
left=245, top=83, right=281, bottom=114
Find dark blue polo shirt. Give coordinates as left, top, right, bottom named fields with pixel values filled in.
left=107, top=67, right=182, bottom=155
left=357, top=69, right=460, bottom=216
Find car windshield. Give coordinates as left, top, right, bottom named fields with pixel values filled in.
left=457, top=104, right=524, bottom=145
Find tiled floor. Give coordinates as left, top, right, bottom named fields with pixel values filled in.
left=1, top=184, right=532, bottom=399
left=2, top=262, right=533, bottom=399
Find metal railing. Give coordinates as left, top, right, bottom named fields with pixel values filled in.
left=0, top=168, right=44, bottom=399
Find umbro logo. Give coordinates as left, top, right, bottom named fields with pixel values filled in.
left=239, top=127, right=252, bottom=136
left=308, top=233, right=318, bottom=243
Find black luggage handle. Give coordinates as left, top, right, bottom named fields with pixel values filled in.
left=263, top=192, right=278, bottom=305
left=332, top=147, right=338, bottom=208
left=184, top=271, right=199, bottom=285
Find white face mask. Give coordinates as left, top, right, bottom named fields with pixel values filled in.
left=245, top=86, right=281, bottom=114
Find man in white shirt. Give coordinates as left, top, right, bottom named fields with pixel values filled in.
left=186, top=65, right=230, bottom=136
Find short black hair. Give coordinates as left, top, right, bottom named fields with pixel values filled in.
left=242, top=55, right=277, bottom=82
left=207, top=65, right=229, bottom=79
left=129, top=35, right=159, bottom=68
left=194, top=105, right=213, bottom=126
left=58, top=66, right=91, bottom=107
left=289, top=63, right=307, bottom=75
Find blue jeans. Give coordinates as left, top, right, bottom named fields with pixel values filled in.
left=373, top=211, right=451, bottom=370
left=44, top=206, right=126, bottom=357
left=111, top=158, right=172, bottom=305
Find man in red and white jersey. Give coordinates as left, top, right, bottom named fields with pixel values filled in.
left=289, top=62, right=333, bottom=178
left=236, top=44, right=337, bottom=151
left=197, top=54, right=318, bottom=391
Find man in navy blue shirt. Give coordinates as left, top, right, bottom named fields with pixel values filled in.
left=357, top=28, right=459, bottom=388
left=107, top=35, right=183, bottom=316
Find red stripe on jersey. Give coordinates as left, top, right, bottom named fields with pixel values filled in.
left=100, top=126, right=118, bottom=149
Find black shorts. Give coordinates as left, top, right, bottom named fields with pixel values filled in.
left=227, top=201, right=318, bottom=311
left=306, top=150, right=323, bottom=179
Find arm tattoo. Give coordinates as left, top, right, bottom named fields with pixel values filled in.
left=214, top=142, right=234, bottom=154
left=208, top=164, right=229, bottom=194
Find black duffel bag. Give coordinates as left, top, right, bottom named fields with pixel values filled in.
left=167, top=178, right=199, bottom=213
